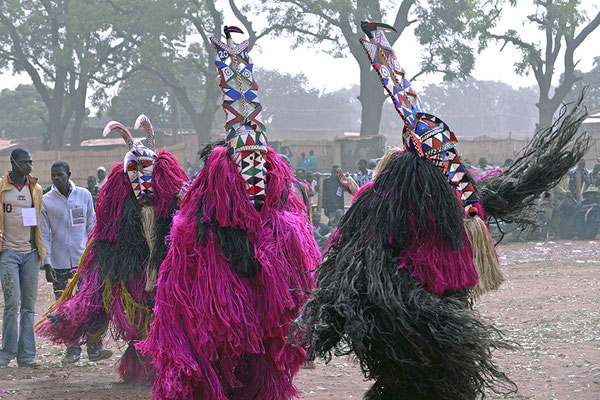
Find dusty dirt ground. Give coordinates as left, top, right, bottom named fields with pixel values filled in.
left=0, top=240, right=598, bottom=399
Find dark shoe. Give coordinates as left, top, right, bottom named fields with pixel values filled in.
left=61, top=347, right=81, bottom=364
left=0, top=358, right=10, bottom=367
left=17, top=360, right=39, bottom=368
left=88, top=349, right=113, bottom=362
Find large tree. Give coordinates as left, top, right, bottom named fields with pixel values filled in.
left=130, top=0, right=278, bottom=148
left=260, top=0, right=503, bottom=136
left=95, top=71, right=171, bottom=129
left=0, top=0, right=147, bottom=149
left=488, top=0, right=600, bottom=130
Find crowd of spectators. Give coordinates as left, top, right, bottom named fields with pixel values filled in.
left=293, top=150, right=600, bottom=247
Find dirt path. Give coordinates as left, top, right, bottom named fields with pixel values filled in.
left=0, top=240, right=598, bottom=399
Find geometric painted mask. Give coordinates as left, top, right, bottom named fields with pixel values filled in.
left=360, top=22, right=479, bottom=215
left=103, top=116, right=158, bottom=206
left=211, top=26, right=268, bottom=209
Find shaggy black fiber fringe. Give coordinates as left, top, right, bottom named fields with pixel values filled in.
left=198, top=139, right=227, bottom=163
left=95, top=192, right=150, bottom=282
left=338, top=151, right=466, bottom=252
left=148, top=197, right=179, bottom=280
left=296, top=259, right=516, bottom=400
left=479, top=93, right=591, bottom=225
left=292, top=152, right=516, bottom=399
left=195, top=197, right=260, bottom=278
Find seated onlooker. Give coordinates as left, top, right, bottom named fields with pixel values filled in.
left=328, top=209, right=345, bottom=229
left=551, top=191, right=579, bottom=239
left=573, top=187, right=600, bottom=239
left=568, top=159, right=591, bottom=202
left=312, top=211, right=332, bottom=250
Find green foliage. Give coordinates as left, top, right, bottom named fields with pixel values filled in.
left=260, top=0, right=502, bottom=79
left=0, top=0, right=156, bottom=147
left=0, top=84, right=46, bottom=137
left=487, top=0, right=600, bottom=127
left=258, top=0, right=504, bottom=135
left=564, top=57, right=600, bottom=112
left=94, top=71, right=171, bottom=128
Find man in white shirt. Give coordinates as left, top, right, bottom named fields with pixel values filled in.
left=41, top=161, right=112, bottom=363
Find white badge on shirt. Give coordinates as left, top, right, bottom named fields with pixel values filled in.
left=22, top=208, right=37, bottom=226
left=70, top=208, right=85, bottom=227
left=336, top=186, right=343, bottom=197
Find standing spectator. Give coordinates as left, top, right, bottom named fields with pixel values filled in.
left=96, top=166, right=107, bottom=189
left=0, top=148, right=47, bottom=368
left=305, top=171, right=318, bottom=202
left=573, top=187, right=600, bottom=239
left=297, top=152, right=309, bottom=169
left=322, top=165, right=344, bottom=220
left=591, top=162, right=600, bottom=188
left=306, top=150, right=319, bottom=172
left=86, top=176, right=99, bottom=205
left=367, top=159, right=377, bottom=171
left=354, top=159, right=372, bottom=188
left=292, top=168, right=311, bottom=216
left=41, top=161, right=112, bottom=363
left=568, top=159, right=591, bottom=202
left=328, top=209, right=345, bottom=228
left=295, top=168, right=307, bottom=183
left=478, top=157, right=493, bottom=171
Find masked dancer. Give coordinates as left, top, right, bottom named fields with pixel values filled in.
left=37, top=115, right=189, bottom=383
left=137, top=26, right=319, bottom=400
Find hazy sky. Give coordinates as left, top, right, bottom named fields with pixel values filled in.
left=0, top=0, right=598, bottom=94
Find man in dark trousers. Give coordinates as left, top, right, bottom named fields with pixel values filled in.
left=41, top=161, right=112, bottom=363
left=322, top=165, right=345, bottom=220
left=0, top=148, right=47, bottom=368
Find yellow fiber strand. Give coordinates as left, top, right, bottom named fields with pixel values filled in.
left=35, top=240, right=93, bottom=328
left=102, top=277, right=115, bottom=313
left=118, top=281, right=152, bottom=338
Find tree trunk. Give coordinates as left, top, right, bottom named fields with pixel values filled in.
left=358, top=62, right=386, bottom=136
left=192, top=110, right=214, bottom=150
left=47, top=104, right=66, bottom=150
left=170, top=92, right=181, bottom=144
left=536, top=95, right=557, bottom=133
left=69, top=85, right=88, bottom=150
left=170, top=86, right=213, bottom=149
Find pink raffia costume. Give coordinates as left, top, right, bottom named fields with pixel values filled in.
left=137, top=26, right=320, bottom=399
left=36, top=115, right=188, bottom=383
